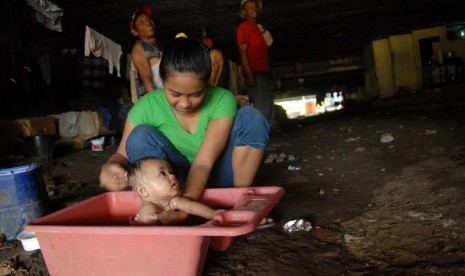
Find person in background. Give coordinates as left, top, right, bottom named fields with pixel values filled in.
left=204, top=37, right=224, bottom=87
left=129, top=5, right=163, bottom=93
left=205, top=35, right=249, bottom=107
left=236, top=0, right=275, bottom=126
left=99, top=34, right=269, bottom=225
left=128, top=157, right=224, bottom=225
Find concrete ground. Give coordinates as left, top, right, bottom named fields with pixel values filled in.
left=1, top=85, right=465, bottom=275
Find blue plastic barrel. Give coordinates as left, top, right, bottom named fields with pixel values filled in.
left=0, top=163, right=48, bottom=240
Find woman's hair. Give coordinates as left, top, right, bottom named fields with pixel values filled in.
left=159, top=34, right=211, bottom=83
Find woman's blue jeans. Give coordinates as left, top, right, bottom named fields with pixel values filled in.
left=125, top=105, right=269, bottom=188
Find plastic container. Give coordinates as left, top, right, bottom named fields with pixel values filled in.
left=91, top=137, right=105, bottom=151
left=0, top=163, right=49, bottom=240
left=26, top=186, right=285, bottom=276
left=23, top=135, right=55, bottom=160
left=16, top=231, right=40, bottom=251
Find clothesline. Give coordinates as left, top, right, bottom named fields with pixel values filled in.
left=84, top=25, right=123, bottom=77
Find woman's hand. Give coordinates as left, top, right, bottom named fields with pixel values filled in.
left=99, top=161, right=129, bottom=191
left=236, top=95, right=249, bottom=107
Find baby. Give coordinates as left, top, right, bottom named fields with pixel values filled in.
left=127, top=157, right=224, bottom=225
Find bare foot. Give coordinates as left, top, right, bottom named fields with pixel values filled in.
left=257, top=216, right=275, bottom=229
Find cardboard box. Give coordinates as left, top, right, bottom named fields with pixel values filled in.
left=15, top=117, right=57, bottom=138
left=0, top=117, right=56, bottom=156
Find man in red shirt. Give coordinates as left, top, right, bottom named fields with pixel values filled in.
left=236, top=0, right=275, bottom=126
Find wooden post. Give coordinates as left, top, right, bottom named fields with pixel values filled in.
left=129, top=59, right=139, bottom=103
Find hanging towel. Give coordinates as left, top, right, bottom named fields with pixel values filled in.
left=84, top=25, right=123, bottom=77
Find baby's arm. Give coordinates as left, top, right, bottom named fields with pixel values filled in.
left=135, top=201, right=163, bottom=225
left=170, top=196, right=223, bottom=220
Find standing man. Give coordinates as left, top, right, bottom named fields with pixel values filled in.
left=129, top=5, right=163, bottom=93
left=236, top=0, right=274, bottom=125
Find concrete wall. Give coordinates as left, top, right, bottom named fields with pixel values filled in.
left=363, top=42, right=377, bottom=100
left=365, top=38, right=396, bottom=99
left=389, top=34, right=419, bottom=91
left=365, top=25, right=456, bottom=100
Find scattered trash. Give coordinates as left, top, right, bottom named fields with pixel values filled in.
left=344, top=234, right=363, bottom=244
left=288, top=165, right=301, bottom=171
left=318, top=189, right=325, bottom=195
left=276, top=152, right=287, bottom=162
left=314, top=227, right=340, bottom=243
left=354, top=147, right=366, bottom=152
left=264, top=153, right=277, bottom=164
left=287, top=154, right=297, bottom=161
left=265, top=152, right=299, bottom=164
left=407, top=210, right=442, bottom=221
left=346, top=137, right=360, bottom=142
left=282, top=219, right=312, bottom=233
left=380, top=133, right=394, bottom=143
left=425, top=129, right=437, bottom=135
left=440, top=218, right=457, bottom=227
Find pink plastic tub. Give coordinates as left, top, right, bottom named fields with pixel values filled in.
left=26, top=186, right=284, bottom=276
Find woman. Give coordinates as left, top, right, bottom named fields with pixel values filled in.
left=99, top=34, right=270, bottom=225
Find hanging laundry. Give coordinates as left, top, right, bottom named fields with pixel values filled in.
left=25, top=0, right=63, bottom=32
left=84, top=26, right=123, bottom=77
left=81, top=56, right=107, bottom=89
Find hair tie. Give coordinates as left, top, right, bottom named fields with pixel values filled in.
left=175, top=32, right=188, bottom=39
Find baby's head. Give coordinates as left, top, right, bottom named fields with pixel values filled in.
left=127, top=157, right=181, bottom=203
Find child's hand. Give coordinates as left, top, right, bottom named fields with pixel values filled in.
left=211, top=209, right=227, bottom=226
left=134, top=202, right=164, bottom=225
left=213, top=209, right=225, bottom=216
left=134, top=213, right=161, bottom=226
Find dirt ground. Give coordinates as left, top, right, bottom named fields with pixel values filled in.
left=1, top=86, right=465, bottom=275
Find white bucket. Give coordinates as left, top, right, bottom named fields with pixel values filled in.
left=16, top=231, right=40, bottom=251
left=91, top=137, right=105, bottom=151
